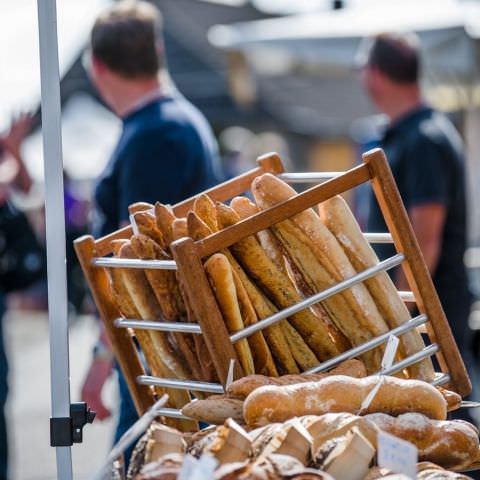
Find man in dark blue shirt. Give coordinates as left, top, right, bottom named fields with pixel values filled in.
left=358, top=33, right=474, bottom=406
left=81, top=0, right=221, bottom=452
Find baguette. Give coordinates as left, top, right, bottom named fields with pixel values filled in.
left=188, top=211, right=301, bottom=375
left=226, top=359, right=367, bottom=399
left=318, top=195, right=434, bottom=381
left=181, top=395, right=244, bottom=425
left=110, top=242, right=195, bottom=430
left=365, top=412, right=479, bottom=469
left=172, top=218, right=188, bottom=240
left=118, top=243, right=191, bottom=380
left=230, top=196, right=288, bottom=276
left=252, top=174, right=390, bottom=373
left=193, top=194, right=219, bottom=232
left=132, top=211, right=165, bottom=249
left=231, top=268, right=278, bottom=377
left=130, top=234, right=201, bottom=380
left=154, top=202, right=176, bottom=248
left=216, top=202, right=345, bottom=363
left=243, top=375, right=447, bottom=426
left=204, top=253, right=256, bottom=375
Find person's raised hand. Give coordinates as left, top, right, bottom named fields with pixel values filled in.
left=81, top=356, right=113, bottom=421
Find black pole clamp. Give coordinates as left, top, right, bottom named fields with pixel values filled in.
left=50, top=402, right=96, bottom=447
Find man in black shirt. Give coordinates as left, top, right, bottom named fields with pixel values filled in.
left=357, top=33, right=473, bottom=383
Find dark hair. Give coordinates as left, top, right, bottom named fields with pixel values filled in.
left=91, top=0, right=163, bottom=79
left=358, top=33, right=420, bottom=84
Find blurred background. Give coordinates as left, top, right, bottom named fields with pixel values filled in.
left=2, top=0, right=480, bottom=477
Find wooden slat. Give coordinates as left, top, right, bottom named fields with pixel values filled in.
left=364, top=148, right=471, bottom=396
left=73, top=235, right=154, bottom=414
left=196, top=162, right=371, bottom=259
left=173, top=152, right=285, bottom=217
left=171, top=237, right=244, bottom=385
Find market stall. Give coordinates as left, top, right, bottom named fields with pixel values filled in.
left=74, top=149, right=479, bottom=479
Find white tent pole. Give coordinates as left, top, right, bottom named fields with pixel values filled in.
left=37, top=1, right=73, bottom=478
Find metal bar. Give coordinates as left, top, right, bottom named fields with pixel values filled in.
left=92, top=257, right=177, bottom=270
left=155, top=407, right=192, bottom=420
left=431, top=373, right=450, bottom=387
left=376, top=345, right=439, bottom=376
left=278, top=172, right=344, bottom=182
left=137, top=376, right=224, bottom=394
left=230, top=253, right=405, bottom=343
left=37, top=0, right=72, bottom=477
left=399, top=291, right=416, bottom=302
left=363, top=233, right=393, bottom=244
left=305, top=314, right=428, bottom=374
left=115, top=318, right=202, bottom=334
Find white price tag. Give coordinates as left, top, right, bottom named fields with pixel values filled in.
left=359, top=335, right=400, bottom=414
left=226, top=359, right=235, bottom=389
left=177, top=455, right=199, bottom=480
left=129, top=213, right=139, bottom=236
left=378, top=430, right=418, bottom=479
left=190, top=454, right=218, bottom=480
left=382, top=335, right=400, bottom=371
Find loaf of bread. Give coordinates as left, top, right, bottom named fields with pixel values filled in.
left=366, top=412, right=479, bottom=470
left=181, top=395, right=244, bottom=425
left=251, top=174, right=390, bottom=373
left=226, top=359, right=367, bottom=399
left=318, top=195, right=434, bottom=381
left=243, top=375, right=447, bottom=426
left=204, top=253, right=256, bottom=375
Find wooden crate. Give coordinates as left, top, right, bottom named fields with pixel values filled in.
left=74, top=148, right=470, bottom=417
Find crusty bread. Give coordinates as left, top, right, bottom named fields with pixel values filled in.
left=154, top=202, right=176, bottom=248
left=366, top=412, right=479, bottom=469
left=204, top=253, right=256, bottom=375
left=252, top=174, right=391, bottom=373
left=318, top=195, right=434, bottom=381
left=181, top=395, right=244, bottom=425
left=243, top=375, right=447, bottom=426
left=193, top=194, right=219, bottom=233
left=226, top=359, right=367, bottom=399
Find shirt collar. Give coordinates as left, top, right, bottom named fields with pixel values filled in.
left=122, top=89, right=165, bottom=121
left=384, top=105, right=432, bottom=140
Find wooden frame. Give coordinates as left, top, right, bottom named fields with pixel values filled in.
left=75, top=148, right=471, bottom=417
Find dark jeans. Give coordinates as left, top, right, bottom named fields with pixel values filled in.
left=0, top=306, right=8, bottom=480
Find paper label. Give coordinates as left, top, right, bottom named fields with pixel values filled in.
left=188, top=454, right=218, bottom=480
left=129, top=213, right=139, bottom=236
left=177, top=455, right=199, bottom=480
left=359, top=335, right=399, bottom=414
left=381, top=335, right=400, bottom=371
left=378, top=430, right=418, bottom=479
left=226, top=359, right=235, bottom=389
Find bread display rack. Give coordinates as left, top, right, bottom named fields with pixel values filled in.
left=74, top=147, right=471, bottom=422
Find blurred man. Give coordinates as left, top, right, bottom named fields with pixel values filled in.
left=81, top=0, right=222, bottom=460
left=357, top=33, right=473, bottom=388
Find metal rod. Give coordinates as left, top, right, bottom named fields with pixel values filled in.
left=363, top=233, right=393, bottom=244
left=431, top=373, right=450, bottom=387
left=278, top=172, right=344, bottom=182
left=37, top=0, right=72, bottom=477
left=305, top=314, right=428, bottom=374
left=92, top=257, right=177, bottom=270
left=137, top=376, right=224, bottom=393
left=115, top=318, right=202, bottom=334
left=376, top=345, right=439, bottom=377
left=155, top=407, right=192, bottom=420
left=230, top=253, right=405, bottom=343
left=399, top=291, right=416, bottom=302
